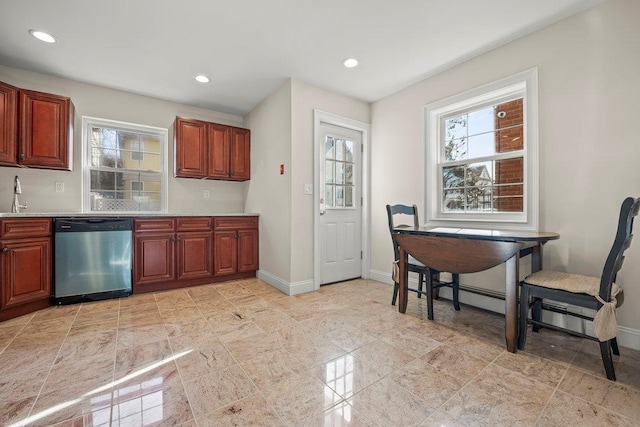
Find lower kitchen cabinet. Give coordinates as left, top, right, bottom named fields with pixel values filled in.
left=0, top=218, right=52, bottom=321
left=214, top=217, right=259, bottom=277
left=133, top=217, right=213, bottom=292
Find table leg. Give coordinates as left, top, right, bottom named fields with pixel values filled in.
left=399, top=246, right=408, bottom=313
left=531, top=243, right=542, bottom=272
left=504, top=253, right=520, bottom=353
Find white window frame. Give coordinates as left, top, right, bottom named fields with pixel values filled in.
left=425, top=68, right=539, bottom=231
left=82, top=116, right=168, bottom=213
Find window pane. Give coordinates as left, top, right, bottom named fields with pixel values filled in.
left=345, top=140, right=354, bottom=162
left=336, top=139, right=345, bottom=161
left=465, top=162, right=493, bottom=187
left=467, top=133, right=495, bottom=158
left=90, top=170, right=124, bottom=191
left=465, top=186, right=493, bottom=212
left=443, top=190, right=464, bottom=212
left=345, top=164, right=353, bottom=185
left=335, top=162, right=345, bottom=184
left=445, top=116, right=467, bottom=140
left=139, top=152, right=162, bottom=172
left=345, top=186, right=354, bottom=207
left=336, top=186, right=344, bottom=207
left=443, top=166, right=465, bottom=189
left=325, top=160, right=334, bottom=183
left=496, top=126, right=524, bottom=153
left=468, top=106, right=494, bottom=136
left=495, top=157, right=524, bottom=184
left=495, top=99, right=524, bottom=129
left=325, top=137, right=335, bottom=159
left=92, top=148, right=122, bottom=168
left=494, top=184, right=524, bottom=212
left=444, top=137, right=467, bottom=161
left=325, top=185, right=334, bottom=207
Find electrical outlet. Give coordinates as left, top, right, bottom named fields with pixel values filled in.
left=203, top=189, right=211, bottom=199
left=55, top=181, right=64, bottom=193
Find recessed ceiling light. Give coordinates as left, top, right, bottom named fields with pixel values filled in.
left=342, top=58, right=359, bottom=68
left=195, top=74, right=210, bottom=83
left=29, top=29, right=57, bottom=43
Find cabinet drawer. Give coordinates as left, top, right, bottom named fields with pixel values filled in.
left=214, top=216, right=258, bottom=230
left=176, top=217, right=212, bottom=232
left=134, top=218, right=175, bottom=232
left=0, top=218, right=52, bottom=239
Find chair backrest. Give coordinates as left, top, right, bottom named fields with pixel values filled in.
left=600, top=196, right=640, bottom=300
left=386, top=204, right=420, bottom=261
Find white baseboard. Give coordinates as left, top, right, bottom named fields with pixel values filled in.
left=256, top=270, right=315, bottom=296
left=369, top=270, right=640, bottom=351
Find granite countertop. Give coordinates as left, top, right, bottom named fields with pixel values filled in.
left=0, top=212, right=259, bottom=218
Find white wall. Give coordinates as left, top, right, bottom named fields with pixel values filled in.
left=245, top=79, right=370, bottom=293
left=0, top=65, right=246, bottom=214
left=290, top=80, right=370, bottom=284
left=371, top=0, right=640, bottom=332
left=243, top=81, right=293, bottom=284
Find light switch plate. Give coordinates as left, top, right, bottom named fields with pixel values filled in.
left=303, top=184, right=313, bottom=195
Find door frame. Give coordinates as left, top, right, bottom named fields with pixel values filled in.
left=313, top=110, right=370, bottom=290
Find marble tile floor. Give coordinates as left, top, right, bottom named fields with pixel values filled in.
left=0, top=278, right=639, bottom=426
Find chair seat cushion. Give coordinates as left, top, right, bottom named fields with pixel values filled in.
left=524, top=270, right=621, bottom=304
left=524, top=269, right=624, bottom=342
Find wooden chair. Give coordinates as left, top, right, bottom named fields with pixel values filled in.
left=518, top=196, right=640, bottom=381
left=386, top=204, right=460, bottom=318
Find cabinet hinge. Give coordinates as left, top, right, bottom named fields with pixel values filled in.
left=361, top=251, right=363, bottom=260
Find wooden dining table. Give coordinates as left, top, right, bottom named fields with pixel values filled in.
left=392, top=226, right=559, bottom=352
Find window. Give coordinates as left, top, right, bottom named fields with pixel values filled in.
left=324, top=135, right=356, bottom=208
left=425, top=68, right=538, bottom=230
left=83, top=117, right=167, bottom=213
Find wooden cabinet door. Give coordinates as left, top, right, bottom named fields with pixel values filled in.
left=230, top=127, right=250, bottom=180
left=134, top=232, right=175, bottom=285
left=208, top=123, right=231, bottom=179
left=214, top=230, right=238, bottom=277
left=0, top=238, right=51, bottom=309
left=176, top=231, right=213, bottom=281
left=0, top=81, right=18, bottom=166
left=175, top=118, right=207, bottom=178
left=237, top=228, right=259, bottom=273
left=19, top=89, right=73, bottom=170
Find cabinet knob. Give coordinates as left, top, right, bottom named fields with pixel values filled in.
left=18, top=154, right=25, bottom=160
left=2, top=248, right=8, bottom=254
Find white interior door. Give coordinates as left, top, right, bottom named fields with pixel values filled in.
left=318, top=122, right=362, bottom=285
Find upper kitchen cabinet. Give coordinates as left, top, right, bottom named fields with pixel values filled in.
left=174, top=117, right=207, bottom=178
left=0, top=80, right=74, bottom=170
left=0, top=82, right=18, bottom=165
left=175, top=117, right=250, bottom=181
left=20, top=89, right=74, bottom=170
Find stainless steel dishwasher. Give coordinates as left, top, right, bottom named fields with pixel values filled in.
left=54, top=218, right=133, bottom=304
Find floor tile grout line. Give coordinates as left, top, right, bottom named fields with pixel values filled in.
left=21, top=303, right=80, bottom=425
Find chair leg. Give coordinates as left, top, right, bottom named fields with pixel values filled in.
left=391, top=282, right=398, bottom=306
left=426, top=272, right=435, bottom=320
left=518, top=284, right=530, bottom=350
left=611, top=337, right=620, bottom=356
left=600, top=341, right=616, bottom=381
left=452, top=273, right=460, bottom=311
left=532, top=297, right=543, bottom=332
left=417, top=273, right=424, bottom=299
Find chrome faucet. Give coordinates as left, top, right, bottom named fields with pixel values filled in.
left=11, top=175, right=27, bottom=213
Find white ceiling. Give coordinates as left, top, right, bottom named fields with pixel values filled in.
left=0, top=0, right=604, bottom=116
